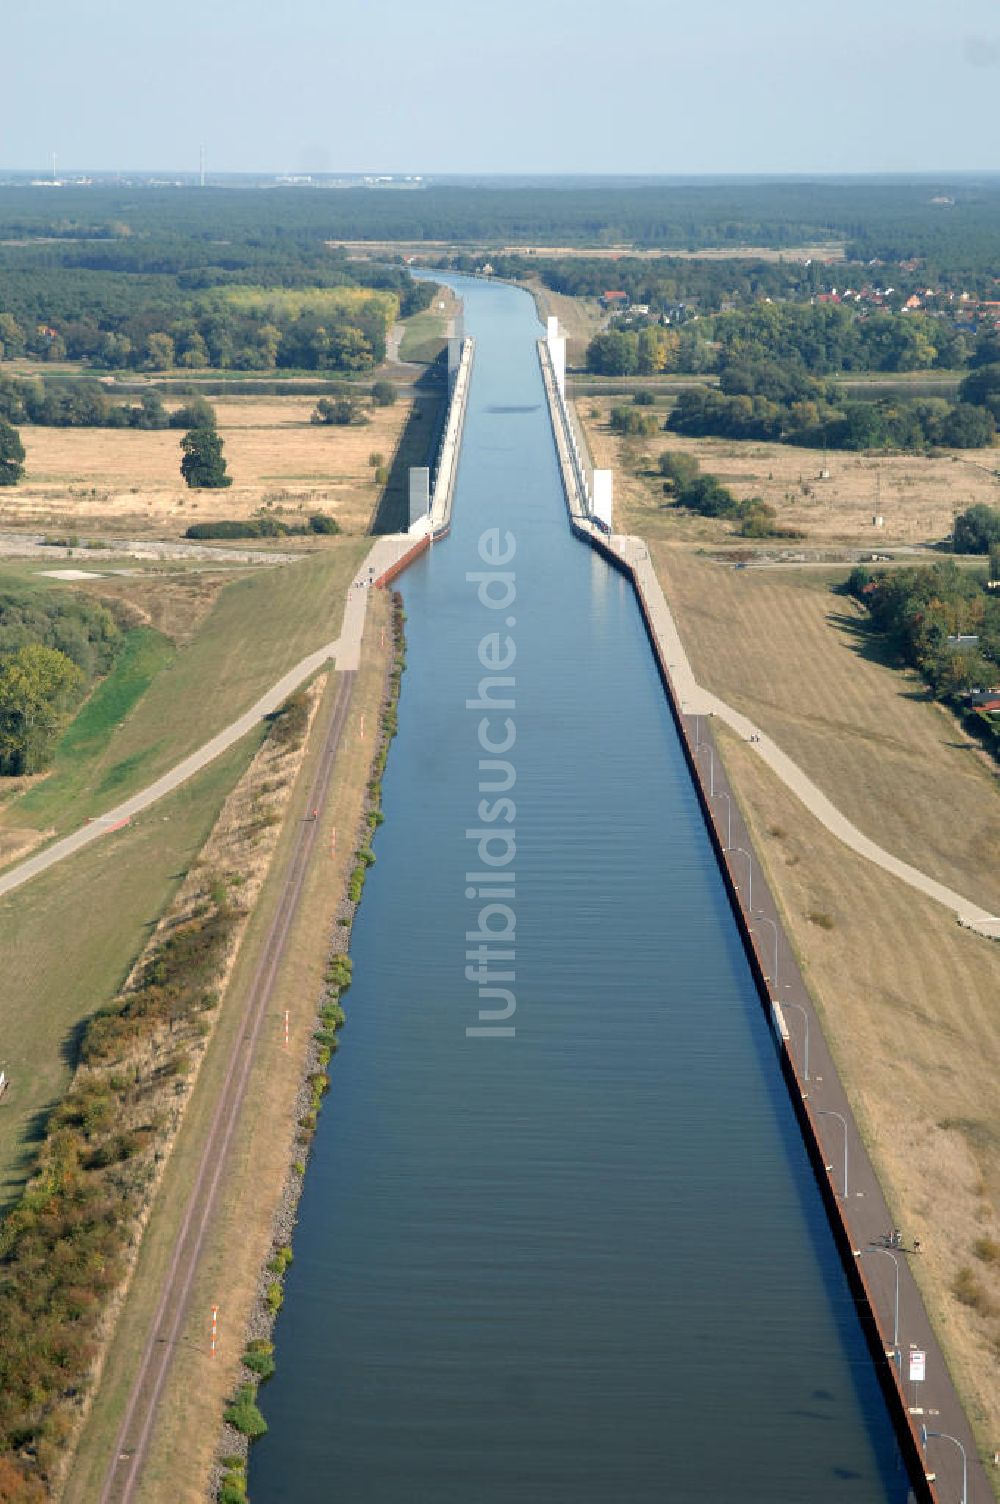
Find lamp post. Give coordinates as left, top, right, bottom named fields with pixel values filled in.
left=780, top=997, right=810, bottom=1081
left=817, top=1108, right=849, bottom=1199
left=715, top=789, right=732, bottom=849
left=732, top=846, right=753, bottom=910
left=695, top=741, right=715, bottom=796
left=858, top=1246, right=900, bottom=1366
left=921, top=1427, right=967, bottom=1504
left=752, top=912, right=779, bottom=990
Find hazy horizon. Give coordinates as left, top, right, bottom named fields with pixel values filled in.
left=6, top=0, right=1000, bottom=178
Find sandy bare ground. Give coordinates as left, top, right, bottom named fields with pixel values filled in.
left=4, top=395, right=414, bottom=537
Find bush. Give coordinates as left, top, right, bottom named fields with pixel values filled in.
left=223, top=1385, right=268, bottom=1439
left=609, top=405, right=657, bottom=436
left=633, top=390, right=655, bottom=406
left=308, top=512, right=340, bottom=534
left=312, top=396, right=365, bottom=426
left=371, top=380, right=397, bottom=406
left=243, top=1341, right=276, bottom=1379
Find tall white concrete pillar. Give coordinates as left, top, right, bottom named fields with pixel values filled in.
left=592, top=470, right=613, bottom=531
left=409, top=466, right=430, bottom=528
left=545, top=316, right=567, bottom=396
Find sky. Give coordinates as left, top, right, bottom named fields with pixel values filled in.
left=5, top=0, right=1000, bottom=177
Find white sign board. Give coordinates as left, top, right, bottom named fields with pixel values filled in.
left=908, top=1349, right=926, bottom=1383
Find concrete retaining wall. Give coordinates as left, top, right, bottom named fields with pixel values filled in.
left=410, top=335, right=474, bottom=543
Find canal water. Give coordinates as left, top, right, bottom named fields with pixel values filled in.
left=250, top=277, right=905, bottom=1502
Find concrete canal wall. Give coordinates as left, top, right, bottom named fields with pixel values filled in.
left=408, top=335, right=475, bottom=543
left=538, top=335, right=989, bottom=1504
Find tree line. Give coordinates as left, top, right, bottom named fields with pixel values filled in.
left=666, top=360, right=998, bottom=451
left=0, top=374, right=216, bottom=429
left=586, top=311, right=1000, bottom=379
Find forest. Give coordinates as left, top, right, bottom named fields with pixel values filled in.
left=0, top=201, right=434, bottom=373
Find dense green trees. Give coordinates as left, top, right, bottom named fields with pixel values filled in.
left=657, top=450, right=798, bottom=538
left=0, top=373, right=219, bottom=432
left=0, top=204, right=436, bottom=375
left=183, top=514, right=339, bottom=540
left=180, top=425, right=231, bottom=489
left=311, top=396, right=364, bottom=426
left=0, top=588, right=120, bottom=773
left=0, top=418, right=25, bottom=485
left=848, top=561, right=1000, bottom=699
left=667, top=382, right=996, bottom=452
left=954, top=504, right=1000, bottom=554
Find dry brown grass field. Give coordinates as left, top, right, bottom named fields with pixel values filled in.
left=654, top=549, right=1000, bottom=915
left=3, top=394, right=415, bottom=537
left=715, top=724, right=1000, bottom=1479
left=577, top=396, right=1000, bottom=548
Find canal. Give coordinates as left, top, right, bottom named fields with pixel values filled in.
left=250, top=276, right=905, bottom=1502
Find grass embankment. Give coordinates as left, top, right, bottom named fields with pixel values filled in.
left=647, top=543, right=1000, bottom=1482
left=65, top=589, right=395, bottom=1504
left=0, top=670, right=331, bottom=1497
left=0, top=738, right=256, bottom=1210
left=713, top=725, right=1000, bottom=1490
left=653, top=550, right=1000, bottom=915
left=398, top=308, right=448, bottom=363
left=1, top=545, right=366, bottom=839
left=12, top=627, right=175, bottom=830
left=397, top=284, right=459, bottom=364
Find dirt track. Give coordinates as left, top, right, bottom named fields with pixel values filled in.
left=99, top=668, right=357, bottom=1503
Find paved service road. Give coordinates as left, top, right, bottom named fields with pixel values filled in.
left=610, top=532, right=1000, bottom=940
left=0, top=536, right=413, bottom=904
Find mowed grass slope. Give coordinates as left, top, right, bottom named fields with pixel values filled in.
left=655, top=547, right=1000, bottom=915
left=0, top=736, right=256, bottom=1207
left=6, top=545, right=366, bottom=835
left=13, top=627, right=175, bottom=830
left=715, top=726, right=1000, bottom=1478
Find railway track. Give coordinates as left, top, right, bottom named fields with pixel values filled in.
left=98, top=668, right=357, bottom=1503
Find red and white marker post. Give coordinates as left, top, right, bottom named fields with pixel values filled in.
left=210, top=1305, right=219, bottom=1358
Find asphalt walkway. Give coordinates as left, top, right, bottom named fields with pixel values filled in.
left=611, top=533, right=1000, bottom=940
left=0, top=535, right=413, bottom=903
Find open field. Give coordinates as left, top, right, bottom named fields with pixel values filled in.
left=0, top=544, right=367, bottom=839
left=2, top=393, right=416, bottom=537
left=64, top=590, right=393, bottom=1504
left=0, top=735, right=256, bottom=1207
left=654, top=550, right=1000, bottom=915
left=713, top=723, right=1000, bottom=1483
left=576, top=396, right=1000, bottom=548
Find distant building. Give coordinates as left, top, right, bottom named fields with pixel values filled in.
left=601, top=290, right=628, bottom=308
